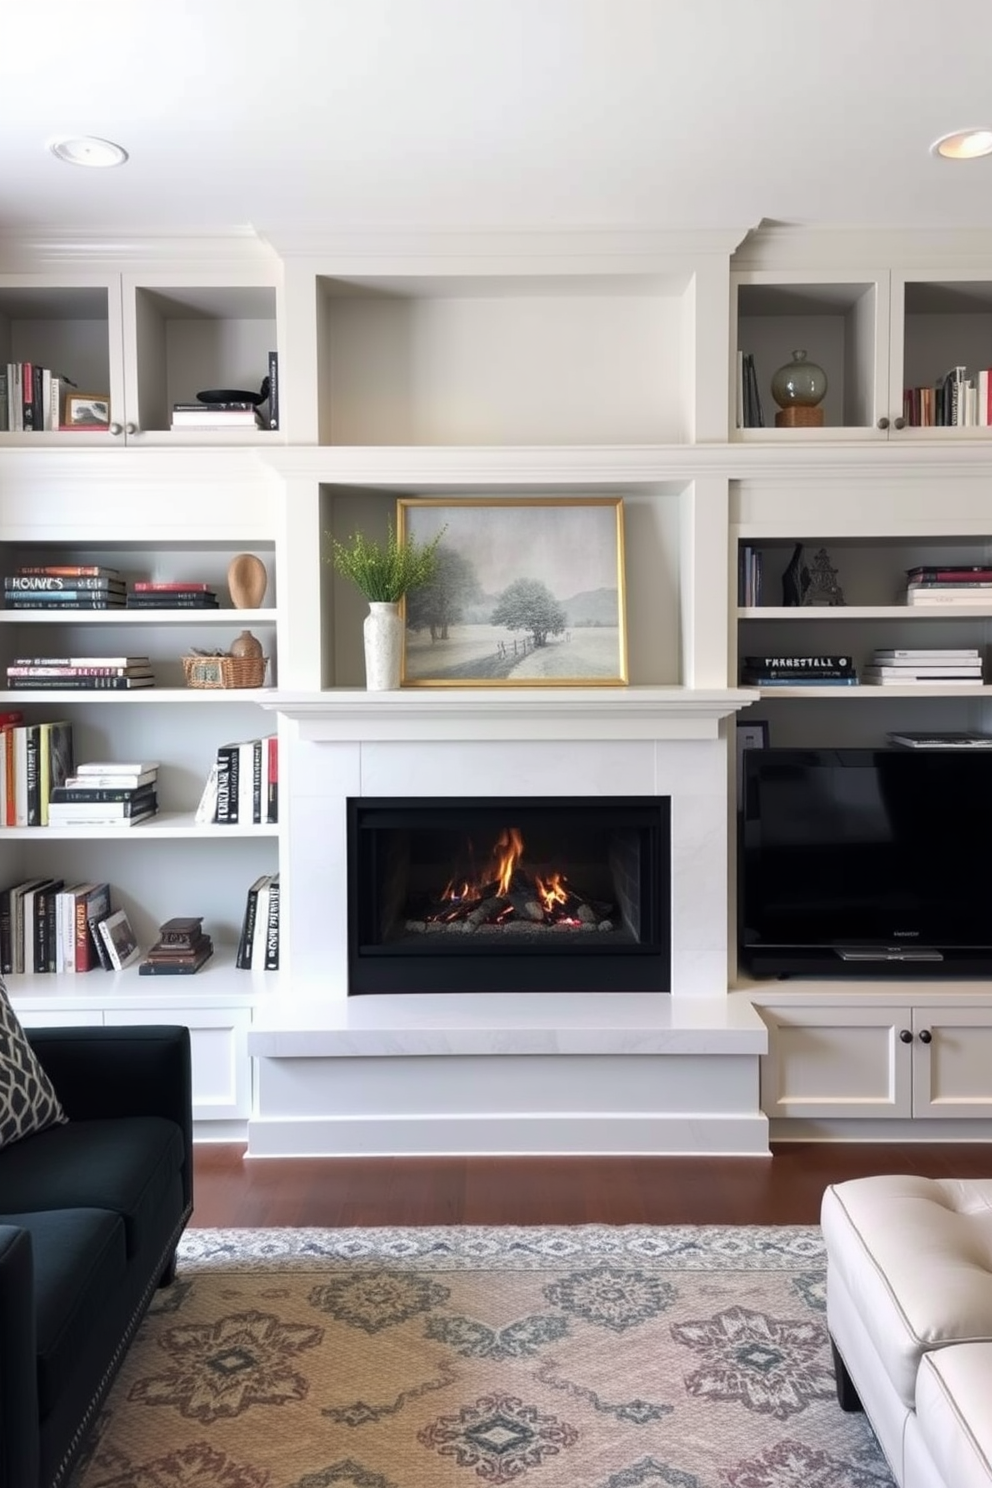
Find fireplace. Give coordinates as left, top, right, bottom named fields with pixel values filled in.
left=347, top=796, right=671, bottom=994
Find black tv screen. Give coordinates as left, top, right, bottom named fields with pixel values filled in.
left=739, top=748, right=992, bottom=976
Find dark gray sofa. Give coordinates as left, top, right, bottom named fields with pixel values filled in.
left=0, top=1025, right=193, bottom=1488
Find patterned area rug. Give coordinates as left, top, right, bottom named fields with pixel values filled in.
left=72, top=1225, right=894, bottom=1488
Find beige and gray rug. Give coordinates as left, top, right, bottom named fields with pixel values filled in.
left=73, top=1225, right=894, bottom=1488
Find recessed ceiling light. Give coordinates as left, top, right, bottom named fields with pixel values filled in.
left=931, top=128, right=992, bottom=160
left=48, top=136, right=129, bottom=168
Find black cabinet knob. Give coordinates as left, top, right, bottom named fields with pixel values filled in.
left=899, top=1029, right=913, bottom=1043
left=893, top=416, right=906, bottom=430
left=919, top=1028, right=933, bottom=1044
left=877, top=416, right=890, bottom=430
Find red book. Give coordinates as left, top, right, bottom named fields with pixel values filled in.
left=131, top=581, right=213, bottom=592
left=266, top=734, right=278, bottom=823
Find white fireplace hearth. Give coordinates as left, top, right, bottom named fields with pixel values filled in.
left=249, top=687, right=769, bottom=1157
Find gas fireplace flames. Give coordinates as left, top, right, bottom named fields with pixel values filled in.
left=417, top=827, right=615, bottom=936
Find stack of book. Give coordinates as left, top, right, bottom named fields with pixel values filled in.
left=1, top=718, right=73, bottom=826
left=905, top=565, right=992, bottom=605
left=47, top=761, right=160, bottom=827
left=5, top=656, right=154, bottom=690
left=862, top=648, right=984, bottom=686
left=126, top=581, right=219, bottom=609
left=740, top=654, right=859, bottom=686
left=170, top=401, right=264, bottom=430
left=236, top=873, right=280, bottom=969
left=3, top=566, right=126, bottom=610
left=138, top=915, right=213, bottom=975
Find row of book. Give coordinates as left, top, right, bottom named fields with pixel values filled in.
left=0, top=715, right=73, bottom=825
left=236, top=873, right=280, bottom=969
left=6, top=657, right=155, bottom=691
left=902, top=367, right=992, bottom=428
left=0, top=363, right=64, bottom=432
left=0, top=878, right=111, bottom=975
left=904, top=564, right=992, bottom=606
left=196, top=736, right=279, bottom=825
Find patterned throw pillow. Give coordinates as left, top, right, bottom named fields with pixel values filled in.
left=0, top=978, right=67, bottom=1149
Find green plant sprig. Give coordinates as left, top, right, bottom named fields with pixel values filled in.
left=330, top=523, right=446, bottom=602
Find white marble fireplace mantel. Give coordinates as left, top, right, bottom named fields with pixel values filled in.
left=246, top=684, right=769, bottom=1158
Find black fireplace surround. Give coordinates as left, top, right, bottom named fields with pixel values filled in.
left=347, top=796, right=671, bottom=994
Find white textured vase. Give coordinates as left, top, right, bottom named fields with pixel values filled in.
left=363, top=601, right=403, bottom=690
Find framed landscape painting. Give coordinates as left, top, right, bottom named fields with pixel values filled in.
left=397, top=496, right=627, bottom=687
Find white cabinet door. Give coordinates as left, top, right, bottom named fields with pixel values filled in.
left=758, top=1003, right=913, bottom=1119
left=911, top=1006, right=992, bottom=1118
left=104, top=1006, right=253, bottom=1120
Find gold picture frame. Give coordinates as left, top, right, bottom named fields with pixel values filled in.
left=397, top=496, right=627, bottom=687
left=64, top=392, right=110, bottom=428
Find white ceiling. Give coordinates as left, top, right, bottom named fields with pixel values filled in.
left=3, top=0, right=992, bottom=246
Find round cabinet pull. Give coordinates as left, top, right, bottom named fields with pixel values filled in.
left=876, top=416, right=890, bottom=429
left=918, top=1028, right=933, bottom=1044
left=899, top=1029, right=913, bottom=1043
left=109, top=422, right=124, bottom=436
left=125, top=422, right=137, bottom=435
left=893, top=416, right=906, bottom=430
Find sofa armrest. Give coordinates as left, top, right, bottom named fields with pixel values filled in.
left=0, top=1226, right=40, bottom=1488
left=27, top=1025, right=194, bottom=1212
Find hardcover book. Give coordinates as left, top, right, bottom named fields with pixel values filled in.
left=97, top=909, right=141, bottom=970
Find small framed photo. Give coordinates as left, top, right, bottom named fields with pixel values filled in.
left=64, top=392, right=111, bottom=429
left=97, top=909, right=141, bottom=970
left=736, top=718, right=770, bottom=810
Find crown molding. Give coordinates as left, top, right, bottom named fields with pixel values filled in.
left=256, top=224, right=752, bottom=266
left=0, top=228, right=278, bottom=272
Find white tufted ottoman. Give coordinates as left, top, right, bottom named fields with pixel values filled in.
left=821, top=1175, right=992, bottom=1488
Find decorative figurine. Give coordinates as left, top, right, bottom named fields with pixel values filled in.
left=781, top=543, right=811, bottom=607
left=803, top=546, right=846, bottom=606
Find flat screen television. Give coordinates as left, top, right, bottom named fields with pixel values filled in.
left=739, top=747, right=992, bottom=977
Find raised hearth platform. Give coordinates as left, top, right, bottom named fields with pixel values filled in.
left=246, top=992, right=770, bottom=1157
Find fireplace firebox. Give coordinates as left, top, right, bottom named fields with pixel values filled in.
left=347, top=796, right=671, bottom=994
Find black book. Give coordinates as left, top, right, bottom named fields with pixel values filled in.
left=124, top=595, right=220, bottom=608
left=236, top=874, right=269, bottom=968
left=4, top=575, right=126, bottom=592
left=267, top=349, right=279, bottom=429
left=50, top=782, right=156, bottom=805
left=264, top=875, right=280, bottom=970
left=158, top=916, right=204, bottom=944
left=4, top=598, right=127, bottom=610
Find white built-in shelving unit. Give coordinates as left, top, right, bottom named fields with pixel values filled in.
left=4, top=224, right=992, bottom=1141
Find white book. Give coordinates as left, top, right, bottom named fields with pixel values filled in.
left=872, top=649, right=979, bottom=659
left=237, top=739, right=257, bottom=824
left=194, top=761, right=220, bottom=824
left=906, top=591, right=992, bottom=604
left=862, top=676, right=982, bottom=686
left=75, top=760, right=159, bottom=775
left=863, top=665, right=983, bottom=677
left=98, top=908, right=141, bottom=970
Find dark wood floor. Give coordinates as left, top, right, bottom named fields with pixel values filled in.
left=189, top=1143, right=992, bottom=1228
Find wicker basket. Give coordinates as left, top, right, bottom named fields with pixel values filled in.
left=182, top=654, right=269, bottom=689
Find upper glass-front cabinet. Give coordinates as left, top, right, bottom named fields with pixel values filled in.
left=0, top=270, right=280, bottom=446
left=732, top=267, right=992, bottom=440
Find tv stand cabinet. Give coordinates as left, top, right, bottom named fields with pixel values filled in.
left=750, top=983, right=992, bottom=1137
